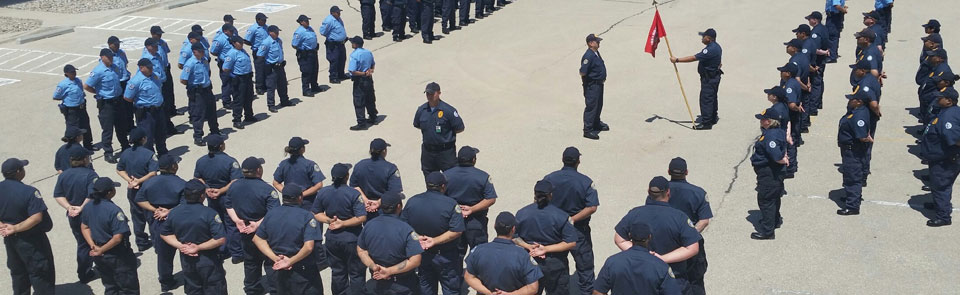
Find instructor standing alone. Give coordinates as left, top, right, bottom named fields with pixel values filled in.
left=580, top=34, right=607, bottom=140
left=671, top=28, right=723, bottom=130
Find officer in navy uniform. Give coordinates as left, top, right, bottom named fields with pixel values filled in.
left=916, top=32, right=942, bottom=122
left=920, top=49, right=949, bottom=125
left=391, top=0, right=408, bottom=42
left=135, top=154, right=186, bottom=291
left=785, top=38, right=812, bottom=133
left=223, top=35, right=257, bottom=130
left=514, top=180, right=577, bottom=295
left=664, top=157, right=712, bottom=294
left=875, top=0, right=893, bottom=34
left=614, top=176, right=701, bottom=295
left=836, top=91, right=873, bottom=216
left=211, top=24, right=237, bottom=109
left=580, top=34, right=607, bottom=140
left=254, top=184, right=325, bottom=294
left=193, top=134, right=244, bottom=263
left=414, top=82, right=465, bottom=177
left=763, top=87, right=791, bottom=138
left=862, top=11, right=887, bottom=50
left=381, top=0, right=393, bottom=34
left=84, top=48, right=125, bottom=163
left=360, top=0, right=377, bottom=39
left=160, top=179, right=228, bottom=295
left=854, top=28, right=883, bottom=86
left=671, top=28, right=723, bottom=130
left=850, top=59, right=882, bottom=186
left=273, top=137, right=326, bottom=210
left=81, top=177, right=141, bottom=294
left=806, top=12, right=831, bottom=113
left=55, top=126, right=94, bottom=174
left=245, top=13, right=270, bottom=95
left=115, top=127, right=158, bottom=252
left=779, top=63, right=803, bottom=178
left=347, top=36, right=379, bottom=131
left=920, top=88, right=960, bottom=227
left=444, top=146, right=497, bottom=263
left=180, top=43, right=221, bottom=146
left=420, top=0, right=437, bottom=43
left=320, top=6, right=349, bottom=83
left=313, top=163, right=368, bottom=295
left=440, top=0, right=459, bottom=35
left=408, top=0, right=422, bottom=35
left=259, top=25, right=291, bottom=113
left=226, top=157, right=281, bottom=294
left=463, top=211, right=542, bottom=295
left=749, top=109, right=789, bottom=239
left=824, top=0, right=847, bottom=63
left=54, top=64, right=95, bottom=150
left=0, top=158, right=56, bottom=295
left=401, top=172, right=466, bottom=295
left=292, top=15, right=322, bottom=97
left=793, top=25, right=819, bottom=117
left=53, top=147, right=99, bottom=283
left=351, top=138, right=404, bottom=221
left=595, top=222, right=681, bottom=295
left=358, top=192, right=423, bottom=295
left=124, top=58, right=168, bottom=155
left=541, top=146, right=598, bottom=295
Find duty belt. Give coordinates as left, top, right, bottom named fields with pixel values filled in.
left=423, top=142, right=455, bottom=151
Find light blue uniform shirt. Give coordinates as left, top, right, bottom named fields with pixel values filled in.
left=180, top=55, right=211, bottom=88
left=223, top=48, right=253, bottom=75
left=257, top=37, right=284, bottom=64
left=141, top=39, right=170, bottom=67
left=292, top=26, right=319, bottom=50
left=179, top=41, right=209, bottom=66
left=85, top=62, right=122, bottom=99
left=141, top=50, right=167, bottom=82
left=347, top=47, right=375, bottom=76
left=245, top=25, right=269, bottom=52
left=124, top=71, right=163, bottom=107
left=210, top=33, right=231, bottom=57
left=825, top=0, right=845, bottom=13
left=53, top=77, right=86, bottom=107
left=874, top=0, right=892, bottom=9
left=319, top=15, right=347, bottom=42
left=112, top=48, right=131, bottom=82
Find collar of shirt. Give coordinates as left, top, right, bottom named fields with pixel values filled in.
left=561, top=166, right=577, bottom=172
left=491, top=237, right=514, bottom=245
left=628, top=245, right=651, bottom=253
left=644, top=199, right=670, bottom=207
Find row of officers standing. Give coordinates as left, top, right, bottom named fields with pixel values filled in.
left=1, top=140, right=715, bottom=294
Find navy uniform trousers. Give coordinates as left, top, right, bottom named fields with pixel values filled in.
left=420, top=144, right=457, bottom=177
left=441, top=0, right=456, bottom=29
left=206, top=198, right=244, bottom=259
left=253, top=53, right=267, bottom=94
left=134, top=106, right=169, bottom=155
left=582, top=80, right=604, bottom=132
left=456, top=214, right=488, bottom=260
left=420, top=1, right=436, bottom=41
left=95, top=242, right=140, bottom=295
left=826, top=12, right=844, bottom=61
left=277, top=261, right=323, bottom=295
left=536, top=252, right=570, bottom=295
left=216, top=58, right=233, bottom=108
left=699, top=73, right=721, bottom=125
left=408, top=0, right=421, bottom=32
left=754, top=165, right=784, bottom=235
left=187, top=86, right=220, bottom=141
left=231, top=73, right=255, bottom=123
left=840, top=143, right=868, bottom=210
left=353, top=76, right=378, bottom=124
left=325, top=41, right=347, bottom=81
left=808, top=68, right=825, bottom=111
left=241, top=232, right=276, bottom=295
left=96, top=97, right=132, bottom=154
left=61, top=105, right=94, bottom=148
left=327, top=238, right=366, bottom=295
left=180, top=254, right=227, bottom=295
left=127, top=188, right=151, bottom=250
left=68, top=215, right=94, bottom=279
left=930, top=158, right=960, bottom=222
left=572, top=222, right=595, bottom=295
left=392, top=3, right=408, bottom=39
left=149, top=215, right=177, bottom=285
left=365, top=272, right=419, bottom=295
left=381, top=0, right=394, bottom=31
left=295, top=49, right=320, bottom=95
left=419, top=245, right=462, bottom=295
left=4, top=232, right=56, bottom=295
left=264, top=63, right=290, bottom=108
left=361, top=0, right=377, bottom=38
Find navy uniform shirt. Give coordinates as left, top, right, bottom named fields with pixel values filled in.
left=838, top=105, right=871, bottom=145
left=273, top=157, right=326, bottom=197
left=358, top=213, right=424, bottom=266
left=810, top=24, right=829, bottom=65
left=694, top=41, right=722, bottom=75
left=594, top=245, right=681, bottom=295
left=124, top=71, right=163, bottom=108
left=465, top=238, right=543, bottom=292
left=666, top=180, right=713, bottom=226
left=55, top=144, right=94, bottom=172
left=444, top=165, right=497, bottom=211
left=160, top=203, right=225, bottom=260
left=515, top=203, right=578, bottom=246
left=853, top=75, right=882, bottom=103
left=789, top=52, right=811, bottom=82
left=134, top=174, right=185, bottom=208
left=225, top=177, right=280, bottom=221
left=614, top=200, right=701, bottom=278
left=868, top=24, right=887, bottom=49
left=349, top=157, right=402, bottom=200
left=579, top=49, right=606, bottom=82
left=312, top=185, right=366, bottom=240
left=921, top=105, right=960, bottom=161
left=801, top=38, right=819, bottom=67
left=256, top=204, right=324, bottom=257
left=751, top=128, right=788, bottom=167
left=781, top=78, right=803, bottom=136
left=922, top=63, right=952, bottom=95
left=855, top=45, right=883, bottom=74
left=54, top=167, right=98, bottom=206
left=194, top=152, right=242, bottom=189
left=53, top=77, right=86, bottom=107
left=543, top=166, right=599, bottom=223
left=81, top=200, right=130, bottom=245
left=769, top=102, right=790, bottom=131
left=414, top=100, right=465, bottom=145
left=116, top=146, right=158, bottom=179
left=401, top=191, right=465, bottom=246
left=292, top=26, right=319, bottom=51
left=0, top=179, right=51, bottom=234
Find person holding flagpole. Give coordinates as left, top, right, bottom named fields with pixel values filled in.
left=579, top=33, right=607, bottom=140
left=671, top=28, right=723, bottom=130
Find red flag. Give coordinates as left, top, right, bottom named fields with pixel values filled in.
left=645, top=10, right=667, bottom=57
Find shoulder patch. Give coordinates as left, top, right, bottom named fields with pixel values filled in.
left=410, top=231, right=420, bottom=240
left=768, top=141, right=777, bottom=148
left=117, top=211, right=127, bottom=222
left=812, top=33, right=818, bottom=39
left=702, top=49, right=708, bottom=54
left=582, top=58, right=589, bottom=65
left=127, top=83, right=135, bottom=90
left=393, top=170, right=401, bottom=178
left=453, top=111, right=459, bottom=118
left=309, top=219, right=318, bottom=228
left=225, top=56, right=232, bottom=62
left=271, top=190, right=280, bottom=199
left=314, top=164, right=321, bottom=172
left=863, top=86, right=870, bottom=92
left=34, top=190, right=42, bottom=199
left=947, top=122, right=954, bottom=130
left=867, top=55, right=873, bottom=61
left=857, top=120, right=865, bottom=127
left=802, top=48, right=808, bottom=54
left=786, top=87, right=793, bottom=94
left=214, top=215, right=222, bottom=223
left=232, top=161, right=240, bottom=169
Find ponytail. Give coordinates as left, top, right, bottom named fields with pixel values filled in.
left=207, top=144, right=219, bottom=158
left=370, top=149, right=384, bottom=161
left=91, top=192, right=104, bottom=204
left=534, top=192, right=550, bottom=209
left=332, top=176, right=347, bottom=188
left=284, top=146, right=301, bottom=163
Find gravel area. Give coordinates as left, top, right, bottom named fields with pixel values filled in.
left=1, top=0, right=163, bottom=14
left=0, top=16, right=41, bottom=34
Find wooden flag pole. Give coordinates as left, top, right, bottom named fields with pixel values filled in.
left=655, top=1, right=697, bottom=126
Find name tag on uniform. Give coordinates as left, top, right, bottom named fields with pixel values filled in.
left=435, top=125, right=441, bottom=133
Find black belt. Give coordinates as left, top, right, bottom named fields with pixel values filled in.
left=423, top=142, right=455, bottom=151
left=325, top=40, right=346, bottom=44
left=188, top=85, right=212, bottom=91
left=137, top=106, right=161, bottom=111
left=236, top=73, right=253, bottom=77
left=839, top=143, right=864, bottom=150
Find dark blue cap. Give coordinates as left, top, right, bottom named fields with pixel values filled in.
left=698, top=28, right=717, bottom=38
left=562, top=146, right=581, bottom=161
left=183, top=179, right=207, bottom=195
left=297, top=15, right=311, bottom=22
left=756, top=107, right=781, bottom=120
left=495, top=211, right=517, bottom=228
left=330, top=6, right=342, bottom=13
left=137, top=58, right=152, bottom=68
left=349, top=35, right=364, bottom=46
left=241, top=157, right=265, bottom=170
left=288, top=137, right=309, bottom=149
left=457, top=146, right=479, bottom=161
left=668, top=157, right=687, bottom=174
left=648, top=176, right=669, bottom=193
left=381, top=191, right=405, bottom=208
left=424, top=82, right=440, bottom=93
left=778, top=62, right=799, bottom=76
left=922, top=33, right=943, bottom=44
left=1, top=158, right=28, bottom=174
left=150, top=25, right=164, bottom=34
left=764, top=86, right=787, bottom=100
left=534, top=180, right=554, bottom=194
left=926, top=48, right=948, bottom=59
left=107, top=36, right=121, bottom=45
left=370, top=138, right=390, bottom=151
left=69, top=147, right=92, bottom=159
left=923, top=19, right=941, bottom=29
left=628, top=222, right=652, bottom=239
left=93, top=177, right=121, bottom=193
left=158, top=154, right=181, bottom=169
left=792, top=24, right=811, bottom=34
left=331, top=163, right=352, bottom=178
left=99, top=48, right=114, bottom=57
left=187, top=31, right=202, bottom=40
left=784, top=38, right=803, bottom=49
left=128, top=127, right=145, bottom=142
left=854, top=28, right=876, bottom=41
left=585, top=33, right=602, bottom=43
left=191, top=24, right=204, bottom=33
left=863, top=11, right=880, bottom=20
left=229, top=35, right=245, bottom=44
left=850, top=59, right=872, bottom=70
left=936, top=88, right=960, bottom=102
left=805, top=11, right=823, bottom=20
left=205, top=133, right=224, bottom=146
left=222, top=24, right=236, bottom=33
left=144, top=37, right=158, bottom=47
left=267, top=25, right=281, bottom=33
left=64, top=126, right=87, bottom=138
left=845, top=90, right=870, bottom=101
left=223, top=14, right=235, bottom=22
left=191, top=43, right=204, bottom=52
left=256, top=12, right=268, bottom=20
left=281, top=183, right=304, bottom=200
left=426, top=171, right=447, bottom=186
left=63, top=64, right=76, bottom=73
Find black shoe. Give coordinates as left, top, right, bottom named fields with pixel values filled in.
left=800, top=128, right=810, bottom=133
left=349, top=123, right=370, bottom=131
left=598, top=123, right=610, bottom=131
left=784, top=173, right=795, bottom=179
left=233, top=122, right=244, bottom=130
left=104, top=153, right=118, bottom=164
left=442, top=28, right=450, bottom=34
left=268, top=107, right=278, bottom=113
left=810, top=111, right=819, bottom=116
left=231, top=256, right=244, bottom=264
left=393, top=36, right=402, bottom=42
left=927, top=219, right=952, bottom=227
left=750, top=232, right=775, bottom=240
left=363, top=35, right=374, bottom=40
left=775, top=220, right=783, bottom=228
left=368, top=118, right=379, bottom=125
left=922, top=185, right=931, bottom=191
left=194, top=139, right=206, bottom=147
left=862, top=179, right=868, bottom=187
left=160, top=281, right=178, bottom=291
left=583, top=132, right=599, bottom=140
left=411, top=29, right=420, bottom=34
left=450, top=25, right=461, bottom=31
left=826, top=59, right=837, bottom=64
left=79, top=270, right=99, bottom=284
left=423, top=39, right=433, bottom=44
left=256, top=90, right=265, bottom=96
left=693, top=123, right=712, bottom=130
left=924, top=202, right=937, bottom=210
left=244, top=117, right=259, bottom=123
left=383, top=27, right=392, bottom=32
left=330, top=79, right=341, bottom=84
left=137, top=244, right=152, bottom=252
left=836, top=209, right=860, bottom=216
left=476, top=14, right=485, bottom=19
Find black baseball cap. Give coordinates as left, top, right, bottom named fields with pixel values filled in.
left=297, top=15, right=311, bottom=22
left=229, top=35, right=245, bottom=44
left=534, top=180, right=554, bottom=194
left=764, top=86, right=787, bottom=100
left=331, top=163, right=352, bottom=178
left=926, top=48, right=948, bottom=59
left=940, top=88, right=960, bottom=102
left=585, top=33, right=602, bottom=43
left=922, top=19, right=941, bottom=29
left=845, top=90, right=870, bottom=101
left=457, top=146, right=479, bottom=161
left=854, top=28, right=876, bottom=41
left=107, top=36, right=121, bottom=45
left=1, top=158, right=28, bottom=174
left=792, top=24, right=811, bottom=34
left=92, top=177, right=121, bottom=193
left=288, top=137, right=309, bottom=149
left=150, top=25, right=164, bottom=35
left=183, top=179, right=207, bottom=195
left=668, top=157, right=687, bottom=174
left=69, top=147, right=92, bottom=159
left=222, top=24, right=236, bottom=33
left=922, top=33, right=943, bottom=45
left=380, top=191, right=405, bottom=208
left=648, top=176, right=669, bottom=193
left=494, top=211, right=517, bottom=229
left=426, top=171, right=447, bottom=186
left=862, top=11, right=880, bottom=20
left=282, top=183, right=304, bottom=200
left=784, top=38, right=803, bottom=49
left=755, top=107, right=781, bottom=120
left=129, top=127, right=146, bottom=142
left=850, top=59, right=871, bottom=70
left=349, top=36, right=364, bottom=46
left=158, top=154, right=181, bottom=169
left=223, top=14, right=235, bottom=22
left=187, top=32, right=202, bottom=41
left=191, top=24, right=204, bottom=33
left=330, top=6, right=342, bottom=13
left=424, top=82, right=440, bottom=93
left=370, top=138, right=390, bottom=151
left=99, top=48, right=114, bottom=57
left=64, top=126, right=87, bottom=138
left=267, top=25, right=281, bottom=33
left=805, top=11, right=823, bottom=20
left=778, top=62, right=799, bottom=76
left=205, top=133, right=224, bottom=146
left=698, top=28, right=717, bottom=38
left=144, top=37, right=158, bottom=47
left=241, top=157, right=265, bottom=170
left=256, top=12, right=268, bottom=20
left=628, top=222, right=652, bottom=240
left=63, top=64, right=77, bottom=73
left=137, top=58, right=153, bottom=68
left=191, top=43, right=205, bottom=52
left=562, top=146, right=581, bottom=161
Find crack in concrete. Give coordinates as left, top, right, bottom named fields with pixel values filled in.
left=343, top=0, right=362, bottom=13
left=598, top=0, right=676, bottom=36
left=715, top=135, right=759, bottom=211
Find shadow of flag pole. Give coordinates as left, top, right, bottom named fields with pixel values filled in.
left=652, top=0, right=697, bottom=128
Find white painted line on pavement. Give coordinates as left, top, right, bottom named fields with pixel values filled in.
left=0, top=78, right=20, bottom=87
left=79, top=16, right=249, bottom=38
left=237, top=3, right=298, bottom=13
left=0, top=48, right=97, bottom=76
left=805, top=195, right=960, bottom=212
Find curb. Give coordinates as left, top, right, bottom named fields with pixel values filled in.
left=17, top=26, right=74, bottom=44
left=167, top=0, right=207, bottom=10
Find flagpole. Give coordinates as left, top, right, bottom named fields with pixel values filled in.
left=654, top=1, right=697, bottom=126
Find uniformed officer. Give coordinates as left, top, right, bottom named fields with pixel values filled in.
left=55, top=126, right=94, bottom=174
left=273, top=137, right=326, bottom=210
left=440, top=0, right=460, bottom=35
left=391, top=0, right=408, bottom=42
left=115, top=127, right=158, bottom=251
left=786, top=38, right=812, bottom=133
left=84, top=48, right=125, bottom=163
left=135, top=154, right=186, bottom=291
left=580, top=34, right=607, bottom=140
left=763, top=87, right=791, bottom=132
left=347, top=36, right=379, bottom=131
left=594, top=222, right=681, bottom=295
left=420, top=0, right=437, bottom=43
left=259, top=25, right=291, bottom=113
left=542, top=146, right=598, bottom=295
left=445, top=146, right=497, bottom=263
left=862, top=11, right=887, bottom=50
left=320, top=6, right=349, bottom=83
left=245, top=13, right=270, bottom=95
left=160, top=179, right=228, bottom=295
left=193, top=134, right=244, bottom=263
left=824, top=0, right=848, bottom=62
left=313, top=163, right=368, bottom=294
left=664, top=157, right=712, bottom=293
left=836, top=91, right=873, bottom=216
left=854, top=29, right=883, bottom=83
left=222, top=35, right=256, bottom=130
left=928, top=72, right=959, bottom=126
left=254, top=184, right=325, bottom=294
left=54, top=64, right=95, bottom=150
left=750, top=109, right=789, bottom=239
left=191, top=24, right=211, bottom=49
left=916, top=31, right=942, bottom=118
left=920, top=88, right=960, bottom=227
left=514, top=180, right=577, bottom=295
left=463, top=212, right=542, bottom=295
left=401, top=171, right=465, bottom=295
left=292, top=15, right=322, bottom=97
left=795, top=22, right=827, bottom=116
left=81, top=177, right=141, bottom=294
left=920, top=49, right=949, bottom=125
left=107, top=36, right=136, bottom=144
left=211, top=24, right=237, bottom=110
left=779, top=63, right=803, bottom=178
left=805, top=12, right=831, bottom=113
left=875, top=0, right=894, bottom=33
left=124, top=57, right=168, bottom=155
left=360, top=0, right=377, bottom=39
left=179, top=31, right=208, bottom=70
left=357, top=192, right=423, bottom=295
left=850, top=59, right=882, bottom=186
left=53, top=147, right=99, bottom=282
left=226, top=157, right=281, bottom=294
left=381, top=0, right=394, bottom=34
left=414, top=82, right=465, bottom=177
left=181, top=43, right=220, bottom=146
left=145, top=26, right=177, bottom=130
left=0, top=158, right=56, bottom=295
left=409, top=0, right=422, bottom=35
left=214, top=14, right=235, bottom=39
left=350, top=138, right=404, bottom=221
left=671, top=28, right=723, bottom=130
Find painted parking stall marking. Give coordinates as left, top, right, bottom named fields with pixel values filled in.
left=237, top=3, right=298, bottom=13
left=0, top=78, right=20, bottom=87
left=0, top=48, right=98, bottom=76
left=79, top=16, right=251, bottom=37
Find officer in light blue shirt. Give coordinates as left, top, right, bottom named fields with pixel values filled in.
left=222, top=36, right=256, bottom=129
left=54, top=64, right=95, bottom=150
left=825, top=0, right=847, bottom=62
left=142, top=38, right=166, bottom=83
left=107, top=36, right=131, bottom=85
left=346, top=36, right=378, bottom=130
left=179, top=31, right=208, bottom=69
left=180, top=43, right=220, bottom=146
left=214, top=14, right=235, bottom=40
left=211, top=24, right=237, bottom=110
left=145, top=26, right=177, bottom=132
left=246, top=13, right=270, bottom=94
left=84, top=48, right=125, bottom=162
left=874, top=0, right=893, bottom=34
left=258, top=25, right=289, bottom=112
left=124, top=58, right=168, bottom=155
left=186, top=25, right=210, bottom=49
left=320, top=6, right=348, bottom=84
left=292, top=15, right=321, bottom=96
